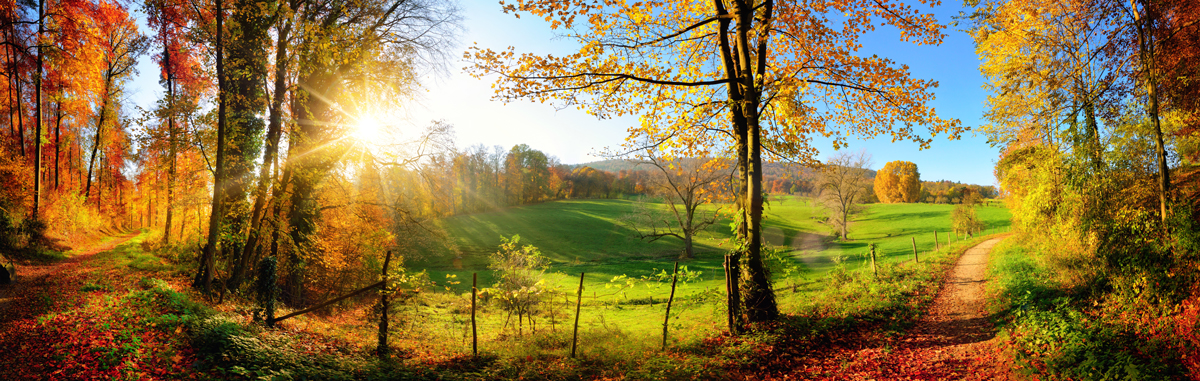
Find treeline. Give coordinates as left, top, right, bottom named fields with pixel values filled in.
left=761, top=167, right=996, bottom=205
left=416, top=144, right=653, bottom=217
left=0, top=0, right=150, bottom=245
left=918, top=181, right=998, bottom=204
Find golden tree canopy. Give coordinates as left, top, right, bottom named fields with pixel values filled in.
left=467, top=0, right=966, bottom=164
left=874, top=160, right=921, bottom=203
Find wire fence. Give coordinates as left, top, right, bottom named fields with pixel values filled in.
left=277, top=225, right=1013, bottom=358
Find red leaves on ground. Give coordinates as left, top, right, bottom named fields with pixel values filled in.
left=0, top=234, right=207, bottom=380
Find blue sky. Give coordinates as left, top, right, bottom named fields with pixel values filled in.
left=127, top=1, right=1000, bottom=186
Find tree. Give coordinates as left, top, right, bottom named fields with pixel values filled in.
left=84, top=1, right=147, bottom=204
left=970, top=0, right=1187, bottom=225
left=281, top=0, right=459, bottom=302
left=951, top=192, right=985, bottom=237
left=470, top=0, right=963, bottom=324
left=146, top=0, right=204, bottom=246
left=817, top=150, right=872, bottom=240
left=503, top=144, right=551, bottom=205
left=623, top=154, right=730, bottom=259
left=487, top=235, right=550, bottom=333
left=874, top=160, right=920, bottom=203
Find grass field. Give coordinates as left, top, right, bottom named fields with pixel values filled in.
left=416, top=196, right=1010, bottom=292
left=381, top=197, right=1012, bottom=355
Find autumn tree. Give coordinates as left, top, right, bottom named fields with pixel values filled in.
left=469, top=0, right=964, bottom=323
left=817, top=150, right=872, bottom=240
left=623, top=154, right=731, bottom=259
left=874, top=160, right=920, bottom=203
left=503, top=144, right=551, bottom=205
left=145, top=0, right=204, bottom=246
left=971, top=0, right=1195, bottom=226
left=84, top=1, right=146, bottom=204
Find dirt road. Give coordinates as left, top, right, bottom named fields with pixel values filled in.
left=834, top=236, right=1015, bottom=380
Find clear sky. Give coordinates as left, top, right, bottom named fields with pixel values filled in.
left=127, top=1, right=1001, bottom=187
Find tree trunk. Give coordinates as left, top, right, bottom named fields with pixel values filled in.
left=232, top=20, right=292, bottom=290
left=734, top=0, right=778, bottom=323
left=86, top=77, right=111, bottom=200
left=13, top=32, right=24, bottom=159
left=54, top=99, right=61, bottom=190
left=33, top=0, right=43, bottom=219
left=164, top=46, right=176, bottom=245
left=682, top=230, right=694, bottom=259
left=198, top=0, right=227, bottom=293
left=1133, top=0, right=1171, bottom=225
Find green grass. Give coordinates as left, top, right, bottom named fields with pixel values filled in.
left=419, top=197, right=1010, bottom=294
left=985, top=239, right=1185, bottom=379
left=390, top=197, right=1012, bottom=354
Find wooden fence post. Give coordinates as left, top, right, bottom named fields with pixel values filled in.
left=723, top=256, right=732, bottom=333
left=724, top=254, right=741, bottom=334
left=911, top=237, right=919, bottom=263
left=571, top=272, right=585, bottom=358
left=662, top=262, right=679, bottom=351
left=869, top=244, right=877, bottom=277
left=378, top=250, right=393, bottom=358
left=471, top=272, right=478, bottom=359
left=934, top=231, right=940, bottom=251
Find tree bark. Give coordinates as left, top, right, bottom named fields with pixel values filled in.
left=1133, top=1, right=1171, bottom=224
left=33, top=0, right=43, bottom=219
left=198, top=0, right=227, bottom=293
left=164, top=46, right=176, bottom=245
left=232, top=19, right=292, bottom=289
left=85, top=76, right=111, bottom=200
left=54, top=99, right=60, bottom=190
left=732, top=0, right=778, bottom=323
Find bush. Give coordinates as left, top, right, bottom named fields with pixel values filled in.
left=951, top=203, right=984, bottom=237
left=486, top=235, right=553, bottom=334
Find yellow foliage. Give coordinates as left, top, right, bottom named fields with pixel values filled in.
left=874, top=160, right=920, bottom=203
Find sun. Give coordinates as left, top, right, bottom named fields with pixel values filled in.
left=351, top=114, right=388, bottom=144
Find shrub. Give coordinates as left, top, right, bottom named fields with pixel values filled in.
left=486, top=235, right=552, bottom=334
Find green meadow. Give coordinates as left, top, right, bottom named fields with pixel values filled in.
left=392, top=197, right=1011, bottom=354
left=416, top=196, right=1011, bottom=290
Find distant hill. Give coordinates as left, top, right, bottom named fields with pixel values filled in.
left=573, top=159, right=837, bottom=179
left=571, top=159, right=648, bottom=173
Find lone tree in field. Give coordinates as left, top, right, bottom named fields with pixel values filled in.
left=469, top=0, right=964, bottom=324
left=818, top=150, right=873, bottom=240
left=623, top=154, right=732, bottom=259
left=951, top=190, right=985, bottom=237
left=488, top=235, right=551, bottom=333
left=874, top=160, right=921, bottom=203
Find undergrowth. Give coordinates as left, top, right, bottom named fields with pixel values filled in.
left=986, top=237, right=1191, bottom=380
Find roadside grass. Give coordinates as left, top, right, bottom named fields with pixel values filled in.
left=984, top=239, right=1184, bottom=379
left=776, top=234, right=1002, bottom=338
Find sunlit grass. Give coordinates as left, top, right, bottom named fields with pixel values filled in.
left=393, top=197, right=1013, bottom=356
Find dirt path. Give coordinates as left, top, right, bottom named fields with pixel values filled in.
left=0, top=232, right=141, bottom=323
left=834, top=236, right=1016, bottom=380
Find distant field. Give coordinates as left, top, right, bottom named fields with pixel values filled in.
left=413, top=197, right=1010, bottom=295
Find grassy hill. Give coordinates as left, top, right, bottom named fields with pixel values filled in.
left=413, top=197, right=1010, bottom=297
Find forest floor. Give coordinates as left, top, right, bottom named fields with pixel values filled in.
left=0, top=231, right=206, bottom=380
left=775, top=236, right=1018, bottom=380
